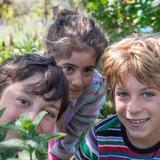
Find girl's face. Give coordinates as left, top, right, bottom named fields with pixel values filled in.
left=115, top=73, right=160, bottom=148
left=0, top=73, right=62, bottom=139
left=58, top=51, right=96, bottom=99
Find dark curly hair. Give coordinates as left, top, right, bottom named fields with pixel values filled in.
left=0, top=53, right=69, bottom=119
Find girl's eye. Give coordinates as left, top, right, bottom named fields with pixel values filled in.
left=143, top=92, right=155, bottom=97
left=45, top=111, right=56, bottom=119
left=84, top=68, right=94, bottom=76
left=16, top=98, right=30, bottom=106
left=63, top=66, right=74, bottom=75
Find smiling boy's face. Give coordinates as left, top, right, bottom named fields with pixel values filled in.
left=114, top=72, right=160, bottom=148
left=0, top=73, right=62, bottom=139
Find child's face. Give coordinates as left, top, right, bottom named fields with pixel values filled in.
left=0, top=73, right=62, bottom=139
left=57, top=51, right=96, bottom=99
left=115, top=73, right=160, bottom=148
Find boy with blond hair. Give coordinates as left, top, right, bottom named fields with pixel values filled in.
left=76, top=34, right=160, bottom=159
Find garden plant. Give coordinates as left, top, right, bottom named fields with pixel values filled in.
left=0, top=108, right=65, bottom=160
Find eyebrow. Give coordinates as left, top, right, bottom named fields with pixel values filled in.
left=62, top=63, right=95, bottom=68
left=140, top=87, right=156, bottom=91
left=23, top=91, right=61, bottom=111
left=116, top=87, right=155, bottom=91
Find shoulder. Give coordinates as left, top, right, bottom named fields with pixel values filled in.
left=75, top=70, right=106, bottom=108
left=92, top=115, right=121, bottom=135
left=85, top=115, right=121, bottom=149
left=83, top=70, right=105, bottom=96
left=92, top=70, right=105, bottom=86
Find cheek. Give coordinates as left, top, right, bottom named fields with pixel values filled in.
left=115, top=98, right=126, bottom=114
left=65, top=75, right=71, bottom=84
left=0, top=107, right=21, bottom=124
left=83, top=75, right=94, bottom=86
left=38, top=119, right=56, bottom=134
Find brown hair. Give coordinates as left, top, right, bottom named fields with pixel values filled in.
left=45, top=37, right=95, bottom=61
left=0, top=53, right=69, bottom=119
left=45, top=9, right=107, bottom=63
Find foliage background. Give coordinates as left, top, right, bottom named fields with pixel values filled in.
left=1, top=0, right=160, bottom=54
left=81, top=0, right=160, bottom=42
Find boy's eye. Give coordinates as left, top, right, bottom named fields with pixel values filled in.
left=117, top=91, right=128, bottom=97
left=17, top=98, right=30, bottom=106
left=143, top=92, right=154, bottom=97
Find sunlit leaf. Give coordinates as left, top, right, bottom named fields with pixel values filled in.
left=44, top=132, right=66, bottom=141
left=0, top=139, right=28, bottom=150
left=15, top=114, right=33, bottom=130
left=33, top=111, right=47, bottom=127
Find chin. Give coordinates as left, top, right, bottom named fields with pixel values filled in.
left=69, top=94, right=80, bottom=99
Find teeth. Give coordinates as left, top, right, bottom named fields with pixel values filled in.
left=128, top=119, right=148, bottom=124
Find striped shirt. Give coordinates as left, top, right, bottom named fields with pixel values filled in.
left=76, top=115, right=160, bottom=160
left=53, top=70, right=106, bottom=159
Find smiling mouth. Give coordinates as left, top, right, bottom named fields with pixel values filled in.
left=126, top=118, right=150, bottom=127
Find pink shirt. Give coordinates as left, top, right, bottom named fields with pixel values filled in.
left=48, top=139, right=61, bottom=160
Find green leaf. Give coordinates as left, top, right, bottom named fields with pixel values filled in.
left=44, top=132, right=66, bottom=141
left=0, top=108, right=5, bottom=118
left=26, top=140, right=38, bottom=149
left=0, top=139, right=28, bottom=150
left=15, top=114, right=33, bottom=130
left=17, top=150, right=31, bottom=160
left=0, top=127, right=7, bottom=141
left=3, top=158, right=18, bottom=160
left=33, top=111, right=47, bottom=126
left=4, top=123, right=28, bottom=134
left=35, top=150, right=47, bottom=160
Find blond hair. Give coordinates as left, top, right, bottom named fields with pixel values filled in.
left=103, top=34, right=160, bottom=93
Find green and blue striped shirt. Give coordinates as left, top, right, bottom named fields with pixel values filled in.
left=76, top=115, right=160, bottom=160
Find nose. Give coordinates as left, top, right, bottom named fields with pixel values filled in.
left=127, top=97, right=143, bottom=115
left=71, top=72, right=83, bottom=87
left=28, top=112, right=38, bottom=121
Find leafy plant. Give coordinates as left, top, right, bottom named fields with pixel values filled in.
left=0, top=31, right=43, bottom=63
left=99, top=100, right=115, bottom=119
left=0, top=108, right=66, bottom=160
left=81, top=0, right=160, bottom=42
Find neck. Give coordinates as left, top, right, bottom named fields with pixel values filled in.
left=126, top=130, right=160, bottom=149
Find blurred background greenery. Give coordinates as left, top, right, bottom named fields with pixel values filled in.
left=0, top=0, right=160, bottom=117
left=1, top=0, right=160, bottom=57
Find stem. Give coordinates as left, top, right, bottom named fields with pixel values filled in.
left=29, top=151, right=33, bottom=160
